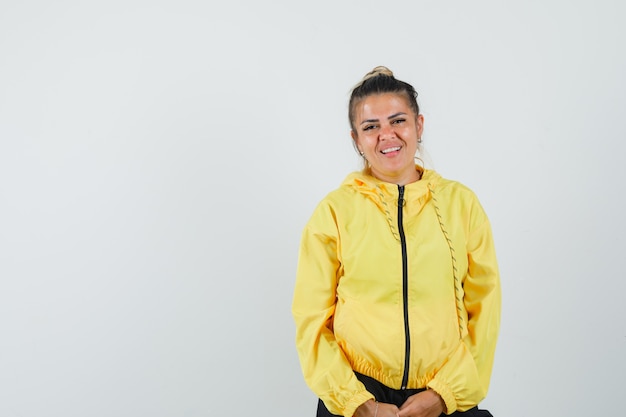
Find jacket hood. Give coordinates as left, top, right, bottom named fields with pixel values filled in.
left=341, top=166, right=444, bottom=241
left=342, top=166, right=442, bottom=205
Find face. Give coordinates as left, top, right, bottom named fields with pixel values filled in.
left=351, top=93, right=424, bottom=185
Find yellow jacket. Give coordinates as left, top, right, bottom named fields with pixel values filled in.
left=292, top=168, right=500, bottom=416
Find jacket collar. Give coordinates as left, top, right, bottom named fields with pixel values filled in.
left=341, top=166, right=441, bottom=241
left=342, top=166, right=441, bottom=203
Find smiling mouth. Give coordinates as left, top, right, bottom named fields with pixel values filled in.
left=381, top=146, right=401, bottom=154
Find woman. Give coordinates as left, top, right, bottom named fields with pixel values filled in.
left=292, top=67, right=500, bottom=417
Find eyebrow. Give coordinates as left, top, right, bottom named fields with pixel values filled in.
left=359, top=112, right=408, bottom=125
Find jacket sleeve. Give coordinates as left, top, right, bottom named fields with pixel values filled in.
left=292, top=202, right=374, bottom=417
left=427, top=205, right=501, bottom=414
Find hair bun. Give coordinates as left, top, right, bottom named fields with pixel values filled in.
left=362, top=66, right=394, bottom=82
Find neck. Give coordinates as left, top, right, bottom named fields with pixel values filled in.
left=369, top=167, right=421, bottom=186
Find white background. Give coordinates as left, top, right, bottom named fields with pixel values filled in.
left=1, top=1, right=625, bottom=416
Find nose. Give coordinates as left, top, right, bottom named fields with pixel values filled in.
left=379, top=122, right=395, bottom=140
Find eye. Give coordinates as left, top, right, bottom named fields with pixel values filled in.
left=362, top=124, right=377, bottom=131
left=391, top=118, right=406, bottom=125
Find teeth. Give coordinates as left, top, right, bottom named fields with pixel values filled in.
left=381, top=146, right=401, bottom=154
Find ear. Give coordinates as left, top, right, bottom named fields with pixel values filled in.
left=416, top=114, right=425, bottom=138
left=350, top=129, right=358, bottom=141
left=351, top=130, right=362, bottom=153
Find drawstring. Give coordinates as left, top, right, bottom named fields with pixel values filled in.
left=430, top=184, right=465, bottom=339
left=376, top=184, right=401, bottom=242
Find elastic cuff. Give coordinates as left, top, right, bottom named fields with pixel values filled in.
left=427, top=379, right=456, bottom=415
left=343, top=390, right=375, bottom=417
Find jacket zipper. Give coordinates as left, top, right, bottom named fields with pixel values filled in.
left=398, top=185, right=411, bottom=389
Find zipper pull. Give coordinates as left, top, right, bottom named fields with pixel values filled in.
left=398, top=185, right=405, bottom=207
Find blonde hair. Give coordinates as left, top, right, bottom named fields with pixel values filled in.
left=353, top=66, right=395, bottom=89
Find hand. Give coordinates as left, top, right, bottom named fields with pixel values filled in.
left=397, top=390, right=444, bottom=417
left=354, top=399, right=400, bottom=417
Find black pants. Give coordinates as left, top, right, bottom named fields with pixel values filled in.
left=316, top=373, right=492, bottom=417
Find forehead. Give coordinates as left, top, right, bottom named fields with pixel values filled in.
left=355, top=93, right=413, bottom=118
